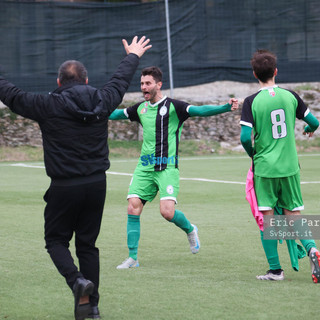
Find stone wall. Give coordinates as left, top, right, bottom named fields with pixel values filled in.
left=1, top=82, right=319, bottom=149
left=0, top=106, right=242, bottom=147
left=0, top=111, right=43, bottom=147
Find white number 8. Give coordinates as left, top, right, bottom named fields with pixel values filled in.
left=271, top=109, right=287, bottom=139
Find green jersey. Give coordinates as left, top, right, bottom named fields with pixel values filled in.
left=125, top=96, right=190, bottom=171
left=240, top=86, right=309, bottom=178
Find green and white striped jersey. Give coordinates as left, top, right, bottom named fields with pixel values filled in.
left=125, top=96, right=190, bottom=171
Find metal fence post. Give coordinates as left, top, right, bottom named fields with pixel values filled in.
left=164, top=0, right=174, bottom=98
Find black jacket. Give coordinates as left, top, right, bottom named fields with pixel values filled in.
left=0, top=53, right=139, bottom=182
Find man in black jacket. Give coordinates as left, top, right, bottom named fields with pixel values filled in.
left=0, top=35, right=151, bottom=320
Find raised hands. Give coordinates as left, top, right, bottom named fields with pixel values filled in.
left=122, top=36, right=152, bottom=58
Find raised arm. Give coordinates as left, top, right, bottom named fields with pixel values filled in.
left=303, top=112, right=319, bottom=137
left=188, top=98, right=238, bottom=117
left=100, top=36, right=152, bottom=115
left=109, top=109, right=128, bottom=120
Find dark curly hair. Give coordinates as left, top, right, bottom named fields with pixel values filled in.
left=251, top=50, right=277, bottom=83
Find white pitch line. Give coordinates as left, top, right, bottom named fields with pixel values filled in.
left=6, top=163, right=320, bottom=185
left=108, top=171, right=133, bottom=177
left=10, top=163, right=45, bottom=169
left=298, top=153, right=320, bottom=157
left=180, top=177, right=245, bottom=185
left=108, top=172, right=245, bottom=185
left=301, top=181, right=320, bottom=184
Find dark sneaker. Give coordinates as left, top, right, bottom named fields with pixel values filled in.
left=309, top=248, right=320, bottom=283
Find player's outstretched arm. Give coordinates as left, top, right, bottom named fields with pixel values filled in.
left=122, top=36, right=152, bottom=58
left=188, top=98, right=238, bottom=117
left=240, top=125, right=253, bottom=157
left=302, top=112, right=319, bottom=137
left=109, top=109, right=128, bottom=120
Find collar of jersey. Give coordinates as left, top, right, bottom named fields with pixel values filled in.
left=148, top=95, right=167, bottom=107
left=259, top=85, right=278, bottom=91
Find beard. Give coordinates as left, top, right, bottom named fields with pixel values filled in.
left=142, top=87, right=158, bottom=102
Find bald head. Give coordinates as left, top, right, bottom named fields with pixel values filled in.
left=57, top=60, right=88, bottom=86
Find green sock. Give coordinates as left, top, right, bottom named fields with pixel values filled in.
left=260, top=230, right=282, bottom=270
left=127, top=214, right=140, bottom=260
left=170, top=210, right=193, bottom=234
left=300, top=239, right=317, bottom=255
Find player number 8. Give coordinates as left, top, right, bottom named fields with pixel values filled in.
left=271, top=109, right=287, bottom=139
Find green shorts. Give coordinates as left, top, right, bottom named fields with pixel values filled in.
left=128, top=167, right=180, bottom=203
left=254, top=172, right=304, bottom=211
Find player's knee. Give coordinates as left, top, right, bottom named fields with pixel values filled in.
left=160, top=208, right=174, bottom=221
left=127, top=198, right=143, bottom=215
left=160, top=200, right=175, bottom=220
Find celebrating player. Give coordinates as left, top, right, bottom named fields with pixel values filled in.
left=240, top=49, right=320, bottom=282
left=110, top=66, right=238, bottom=269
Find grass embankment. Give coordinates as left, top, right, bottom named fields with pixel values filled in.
left=1, top=138, right=320, bottom=162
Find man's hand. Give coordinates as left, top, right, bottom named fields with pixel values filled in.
left=303, top=130, right=314, bottom=137
left=228, top=98, right=239, bottom=111
left=122, top=36, right=152, bottom=58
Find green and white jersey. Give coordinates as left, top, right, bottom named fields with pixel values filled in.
left=125, top=96, right=190, bottom=171
left=240, top=85, right=309, bottom=178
